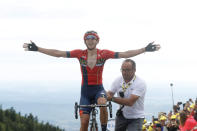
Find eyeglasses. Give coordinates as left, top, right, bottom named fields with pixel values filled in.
left=120, top=68, right=132, bottom=72
left=85, top=35, right=97, bottom=40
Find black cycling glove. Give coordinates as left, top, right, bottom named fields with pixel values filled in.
left=28, top=41, right=38, bottom=51
left=145, top=42, right=157, bottom=52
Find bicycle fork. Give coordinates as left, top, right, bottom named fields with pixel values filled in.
left=90, top=108, right=98, bottom=131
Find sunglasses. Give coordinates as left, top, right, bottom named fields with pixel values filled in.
left=85, top=35, right=97, bottom=40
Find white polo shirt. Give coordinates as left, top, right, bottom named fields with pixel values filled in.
left=110, top=75, right=147, bottom=119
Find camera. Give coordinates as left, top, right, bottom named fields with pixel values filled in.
left=177, top=102, right=182, bottom=105
left=116, top=91, right=125, bottom=117
left=116, top=109, right=123, bottom=116
left=119, top=91, right=124, bottom=98
left=173, top=105, right=180, bottom=111
left=183, top=103, right=186, bottom=108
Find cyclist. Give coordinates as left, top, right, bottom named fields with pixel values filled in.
left=23, top=30, right=160, bottom=131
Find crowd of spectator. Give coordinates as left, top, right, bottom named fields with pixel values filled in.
left=142, top=98, right=197, bottom=131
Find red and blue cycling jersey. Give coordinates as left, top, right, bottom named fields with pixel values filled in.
left=66, top=49, right=119, bottom=114
left=66, top=49, right=119, bottom=85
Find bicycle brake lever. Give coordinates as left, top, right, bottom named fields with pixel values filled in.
left=74, top=102, right=78, bottom=119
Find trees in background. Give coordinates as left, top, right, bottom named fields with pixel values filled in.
left=0, top=105, right=64, bottom=131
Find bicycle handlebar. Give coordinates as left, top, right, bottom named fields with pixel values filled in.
left=78, top=104, right=109, bottom=108
left=74, top=102, right=113, bottom=119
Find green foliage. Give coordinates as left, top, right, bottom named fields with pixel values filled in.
left=0, top=105, right=64, bottom=131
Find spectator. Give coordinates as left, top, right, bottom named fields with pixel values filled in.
left=167, top=115, right=179, bottom=131
left=159, top=116, right=168, bottom=131
left=179, top=110, right=197, bottom=131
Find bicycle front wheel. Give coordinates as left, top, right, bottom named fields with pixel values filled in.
left=90, top=123, right=98, bottom=131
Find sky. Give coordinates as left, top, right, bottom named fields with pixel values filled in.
left=1, top=0, right=197, bottom=85
left=0, top=0, right=197, bottom=123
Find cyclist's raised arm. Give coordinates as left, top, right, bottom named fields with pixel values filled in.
left=38, top=47, right=67, bottom=58
left=23, top=41, right=67, bottom=58
left=118, top=41, right=161, bottom=58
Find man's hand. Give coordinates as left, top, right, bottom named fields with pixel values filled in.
left=23, top=40, right=38, bottom=51
left=145, top=41, right=161, bottom=52
left=106, top=92, right=113, bottom=101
